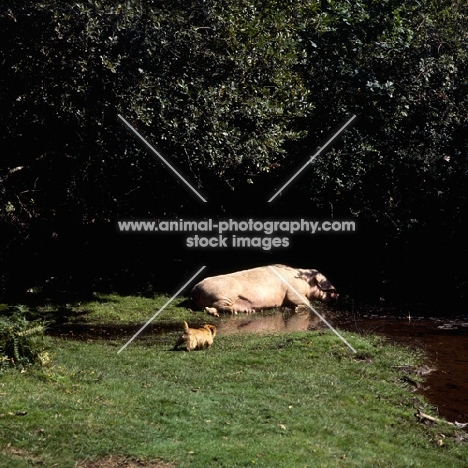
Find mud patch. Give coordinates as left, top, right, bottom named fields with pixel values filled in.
left=75, top=455, right=176, bottom=468
left=48, top=322, right=181, bottom=341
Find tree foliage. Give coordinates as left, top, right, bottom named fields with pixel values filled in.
left=0, top=0, right=467, bottom=304
left=1, top=0, right=312, bottom=226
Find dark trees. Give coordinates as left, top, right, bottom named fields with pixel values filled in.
left=1, top=1, right=467, bottom=307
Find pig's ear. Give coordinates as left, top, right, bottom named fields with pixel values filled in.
left=314, top=273, right=335, bottom=291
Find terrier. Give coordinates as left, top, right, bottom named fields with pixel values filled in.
left=173, top=321, right=217, bottom=351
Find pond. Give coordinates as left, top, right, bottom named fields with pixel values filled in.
left=216, top=308, right=468, bottom=425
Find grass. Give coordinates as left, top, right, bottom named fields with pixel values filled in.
left=1, top=294, right=467, bottom=467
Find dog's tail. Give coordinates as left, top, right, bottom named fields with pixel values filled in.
left=183, top=321, right=190, bottom=333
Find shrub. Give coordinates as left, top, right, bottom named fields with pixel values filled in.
left=0, top=307, right=49, bottom=368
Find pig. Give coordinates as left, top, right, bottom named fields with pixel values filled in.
left=190, top=264, right=338, bottom=316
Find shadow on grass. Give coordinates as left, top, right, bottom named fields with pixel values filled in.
left=3, top=288, right=193, bottom=343
left=47, top=321, right=182, bottom=341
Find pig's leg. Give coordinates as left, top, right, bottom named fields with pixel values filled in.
left=230, top=298, right=255, bottom=314
left=205, top=307, right=220, bottom=317
left=205, top=299, right=237, bottom=315
left=284, top=289, right=310, bottom=312
left=206, top=298, right=255, bottom=315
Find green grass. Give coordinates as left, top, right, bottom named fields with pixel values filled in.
left=1, top=294, right=467, bottom=467
left=37, top=292, right=185, bottom=324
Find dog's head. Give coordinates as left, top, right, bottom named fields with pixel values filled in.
left=203, top=324, right=217, bottom=337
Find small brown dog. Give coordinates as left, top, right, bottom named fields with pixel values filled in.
left=173, top=321, right=217, bottom=351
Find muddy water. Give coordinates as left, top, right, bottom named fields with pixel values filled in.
left=336, top=313, right=468, bottom=424
left=216, top=309, right=468, bottom=424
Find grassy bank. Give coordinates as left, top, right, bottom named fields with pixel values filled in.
left=1, top=294, right=466, bottom=467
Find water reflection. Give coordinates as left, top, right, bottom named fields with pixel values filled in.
left=217, top=309, right=326, bottom=335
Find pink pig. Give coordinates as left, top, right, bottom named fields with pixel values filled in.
left=191, top=264, right=338, bottom=316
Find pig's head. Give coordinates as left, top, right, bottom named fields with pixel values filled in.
left=302, top=269, right=338, bottom=303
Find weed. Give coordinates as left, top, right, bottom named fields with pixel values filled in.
left=0, top=306, right=49, bottom=368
